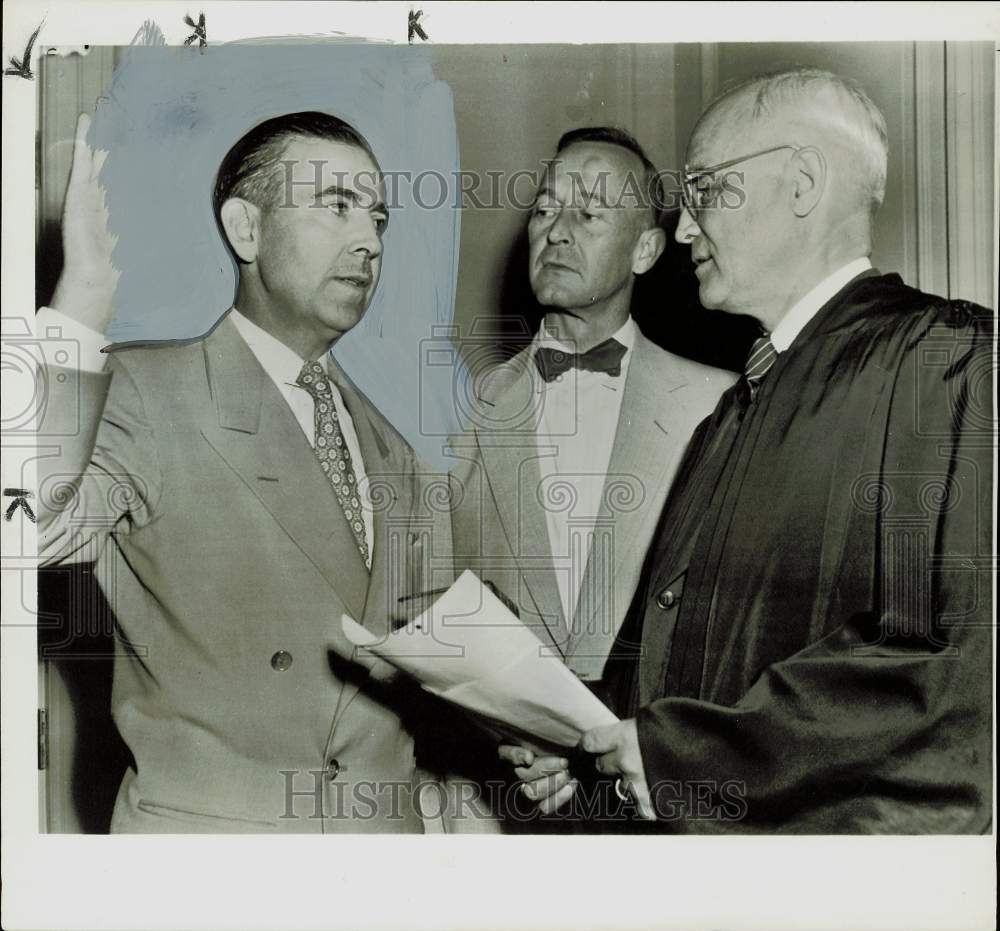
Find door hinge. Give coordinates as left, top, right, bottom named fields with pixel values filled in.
left=38, top=708, right=48, bottom=771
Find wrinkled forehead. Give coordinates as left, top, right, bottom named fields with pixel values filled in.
left=541, top=143, right=645, bottom=204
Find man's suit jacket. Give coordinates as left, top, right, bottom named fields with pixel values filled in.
left=605, top=273, right=993, bottom=833
left=449, top=327, right=735, bottom=673
left=38, top=314, right=448, bottom=833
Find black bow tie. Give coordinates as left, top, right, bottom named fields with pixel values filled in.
left=534, top=337, right=627, bottom=383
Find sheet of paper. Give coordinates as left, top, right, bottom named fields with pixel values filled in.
left=342, top=570, right=618, bottom=747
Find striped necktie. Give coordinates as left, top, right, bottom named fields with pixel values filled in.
left=743, top=336, right=778, bottom=401
left=296, top=361, right=370, bottom=566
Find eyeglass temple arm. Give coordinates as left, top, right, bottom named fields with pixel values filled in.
left=684, top=144, right=803, bottom=178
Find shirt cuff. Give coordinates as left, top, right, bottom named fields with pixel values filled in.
left=35, top=307, right=109, bottom=373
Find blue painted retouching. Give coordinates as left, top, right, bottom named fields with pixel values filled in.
left=92, top=43, right=464, bottom=467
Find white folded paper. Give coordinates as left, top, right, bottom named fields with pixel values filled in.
left=341, top=570, right=618, bottom=748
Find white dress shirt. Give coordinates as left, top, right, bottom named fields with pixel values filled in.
left=35, top=305, right=373, bottom=566
left=770, top=257, right=873, bottom=352
left=533, top=316, right=636, bottom=624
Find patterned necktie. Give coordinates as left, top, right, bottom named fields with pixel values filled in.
left=296, top=360, right=370, bottom=566
left=534, top=337, right=628, bottom=383
left=743, top=335, right=778, bottom=401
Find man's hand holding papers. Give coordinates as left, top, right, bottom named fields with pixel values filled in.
left=341, top=570, right=619, bottom=749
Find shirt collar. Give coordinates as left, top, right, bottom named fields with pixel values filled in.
left=769, top=257, right=872, bottom=352
left=229, top=307, right=321, bottom=388
left=535, top=315, right=637, bottom=355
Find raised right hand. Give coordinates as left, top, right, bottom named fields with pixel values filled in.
left=50, top=112, right=120, bottom=335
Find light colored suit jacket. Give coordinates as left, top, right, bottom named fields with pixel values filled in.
left=448, top=328, right=736, bottom=676
left=37, top=314, right=449, bottom=833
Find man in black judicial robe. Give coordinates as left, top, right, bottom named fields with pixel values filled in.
left=510, top=67, right=993, bottom=833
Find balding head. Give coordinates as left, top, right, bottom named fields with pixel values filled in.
left=694, top=68, right=888, bottom=222
left=676, top=68, right=887, bottom=326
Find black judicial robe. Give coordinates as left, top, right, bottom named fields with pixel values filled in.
left=604, top=272, right=993, bottom=833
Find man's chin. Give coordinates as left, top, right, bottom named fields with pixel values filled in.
left=531, top=284, right=577, bottom=309
left=697, top=281, right=726, bottom=311
left=319, top=303, right=368, bottom=337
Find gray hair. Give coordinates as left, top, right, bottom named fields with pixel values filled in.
left=705, top=67, right=889, bottom=215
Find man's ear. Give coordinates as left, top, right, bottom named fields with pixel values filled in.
left=220, top=197, right=261, bottom=263
left=791, top=147, right=826, bottom=218
left=632, top=225, right=667, bottom=276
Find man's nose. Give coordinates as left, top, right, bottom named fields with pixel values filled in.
left=547, top=210, right=573, bottom=245
left=675, top=206, right=700, bottom=244
left=351, top=212, right=383, bottom=258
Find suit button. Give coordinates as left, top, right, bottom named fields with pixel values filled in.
left=270, top=650, right=293, bottom=671
left=325, top=758, right=341, bottom=780
left=655, top=589, right=676, bottom=609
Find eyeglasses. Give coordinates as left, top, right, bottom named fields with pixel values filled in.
left=681, top=144, right=803, bottom=214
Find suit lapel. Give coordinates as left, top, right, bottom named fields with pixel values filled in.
left=324, top=357, right=427, bottom=720
left=198, top=319, right=369, bottom=623
left=326, top=357, right=414, bottom=634
left=475, top=353, right=567, bottom=652
left=571, top=335, right=688, bottom=651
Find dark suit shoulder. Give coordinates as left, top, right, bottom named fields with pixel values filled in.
left=807, top=274, right=993, bottom=415
left=828, top=273, right=993, bottom=342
